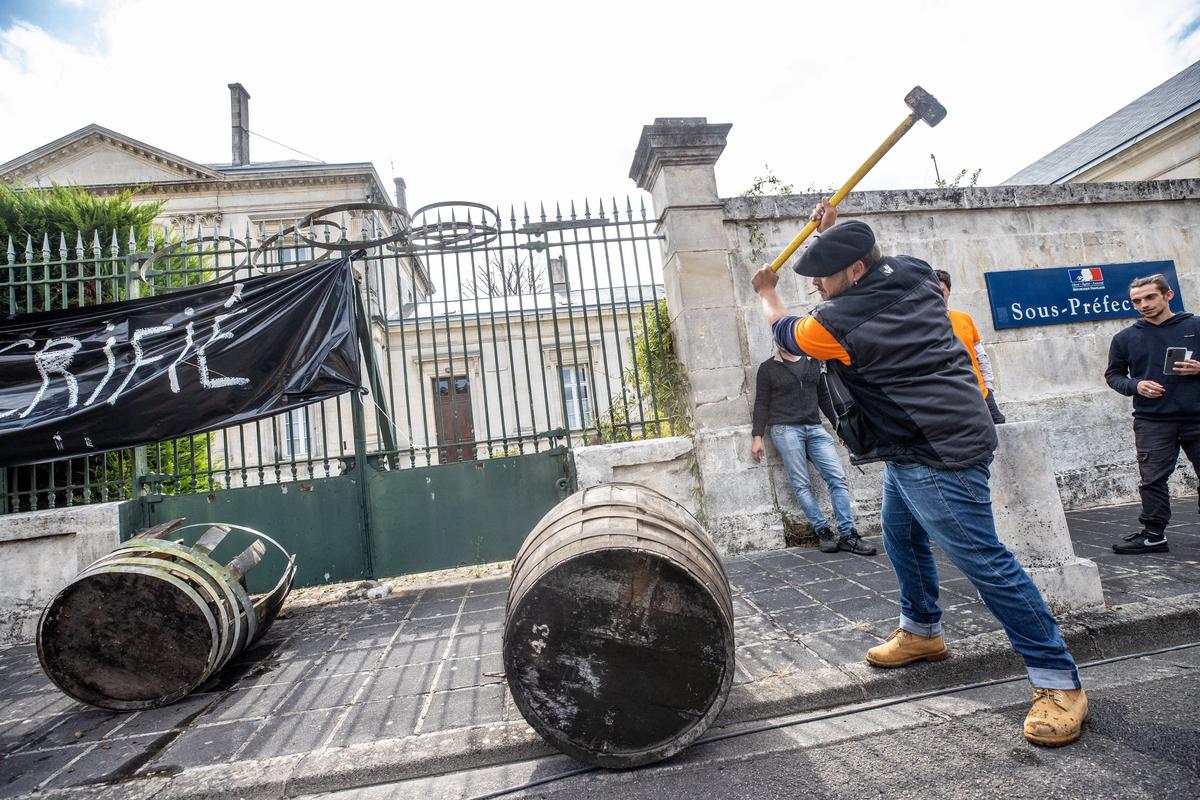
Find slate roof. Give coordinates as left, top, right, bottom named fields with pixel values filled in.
left=1004, top=60, right=1200, bottom=185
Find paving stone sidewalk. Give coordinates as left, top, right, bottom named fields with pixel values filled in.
left=2, top=500, right=1198, bottom=796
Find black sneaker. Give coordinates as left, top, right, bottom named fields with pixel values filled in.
left=815, top=526, right=839, bottom=553
left=1112, top=530, right=1169, bottom=554
left=837, top=529, right=877, bottom=556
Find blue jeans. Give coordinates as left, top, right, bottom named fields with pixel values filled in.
left=882, top=460, right=1081, bottom=690
left=770, top=424, right=855, bottom=534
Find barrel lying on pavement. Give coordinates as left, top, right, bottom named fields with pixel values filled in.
left=504, top=482, right=734, bottom=768
left=37, top=519, right=296, bottom=711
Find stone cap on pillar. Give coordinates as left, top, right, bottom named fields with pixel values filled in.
left=629, top=117, right=732, bottom=192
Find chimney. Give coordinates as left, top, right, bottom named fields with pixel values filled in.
left=228, top=83, right=250, bottom=166
left=393, top=177, right=408, bottom=213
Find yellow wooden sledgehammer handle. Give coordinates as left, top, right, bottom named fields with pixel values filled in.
left=767, top=113, right=920, bottom=273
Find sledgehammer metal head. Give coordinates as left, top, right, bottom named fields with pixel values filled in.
left=904, top=86, right=947, bottom=128
left=767, top=86, right=948, bottom=273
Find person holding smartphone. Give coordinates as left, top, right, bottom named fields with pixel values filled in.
left=1104, top=273, right=1200, bottom=554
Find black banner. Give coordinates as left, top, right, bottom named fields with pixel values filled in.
left=0, top=258, right=360, bottom=467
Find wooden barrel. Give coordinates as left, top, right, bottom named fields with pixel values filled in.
left=37, top=520, right=296, bottom=711
left=503, top=482, right=734, bottom=768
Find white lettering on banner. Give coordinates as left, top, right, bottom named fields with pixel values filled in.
left=84, top=324, right=118, bottom=407
left=222, top=283, right=244, bottom=308
left=106, top=324, right=173, bottom=405
left=0, top=339, right=35, bottom=354
left=168, top=321, right=196, bottom=394
left=20, top=338, right=83, bottom=419
left=4, top=281, right=256, bottom=418
left=197, top=309, right=249, bottom=389
left=0, top=339, right=36, bottom=418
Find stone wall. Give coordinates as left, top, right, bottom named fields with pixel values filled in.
left=626, top=117, right=1200, bottom=554
left=574, top=437, right=700, bottom=515
left=725, top=180, right=1200, bottom=517
left=0, top=503, right=125, bottom=646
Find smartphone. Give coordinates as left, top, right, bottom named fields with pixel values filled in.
left=1164, top=347, right=1189, bottom=375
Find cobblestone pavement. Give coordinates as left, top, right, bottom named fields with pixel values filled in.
left=1, top=500, right=1197, bottom=794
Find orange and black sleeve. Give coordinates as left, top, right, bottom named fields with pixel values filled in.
left=771, top=316, right=851, bottom=365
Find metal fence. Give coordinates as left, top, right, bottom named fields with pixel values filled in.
left=1, top=197, right=681, bottom=513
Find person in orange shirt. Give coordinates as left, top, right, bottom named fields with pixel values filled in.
left=933, top=270, right=1006, bottom=424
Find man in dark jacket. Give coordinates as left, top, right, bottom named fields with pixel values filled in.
left=751, top=348, right=874, bottom=555
left=750, top=203, right=1086, bottom=747
left=1104, top=273, right=1200, bottom=554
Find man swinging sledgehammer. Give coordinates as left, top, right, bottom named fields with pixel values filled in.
left=751, top=203, right=1087, bottom=747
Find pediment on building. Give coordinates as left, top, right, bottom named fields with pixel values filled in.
left=0, top=124, right=221, bottom=188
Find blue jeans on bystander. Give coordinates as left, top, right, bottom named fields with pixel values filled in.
left=769, top=423, right=855, bottom=535
left=881, top=459, right=1081, bottom=689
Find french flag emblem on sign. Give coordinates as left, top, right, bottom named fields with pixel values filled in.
left=1070, top=267, right=1104, bottom=283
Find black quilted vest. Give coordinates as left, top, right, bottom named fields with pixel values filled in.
left=813, top=255, right=996, bottom=469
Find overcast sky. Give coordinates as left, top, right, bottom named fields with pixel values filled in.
left=1, top=0, right=1198, bottom=215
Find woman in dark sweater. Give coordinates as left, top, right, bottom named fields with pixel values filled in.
left=751, top=348, right=874, bottom=556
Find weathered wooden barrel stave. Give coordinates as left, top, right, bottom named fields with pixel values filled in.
left=504, top=483, right=734, bottom=768
left=37, top=520, right=296, bottom=711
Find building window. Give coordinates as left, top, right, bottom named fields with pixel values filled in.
left=561, top=365, right=591, bottom=430
left=257, top=221, right=312, bottom=267
left=283, top=407, right=310, bottom=458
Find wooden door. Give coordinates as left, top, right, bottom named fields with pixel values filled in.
left=433, top=375, right=475, bottom=463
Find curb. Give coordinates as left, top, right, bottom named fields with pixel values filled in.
left=31, top=591, right=1200, bottom=800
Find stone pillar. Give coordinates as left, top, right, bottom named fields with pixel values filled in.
left=990, top=421, right=1104, bottom=613
left=630, top=118, right=784, bottom=552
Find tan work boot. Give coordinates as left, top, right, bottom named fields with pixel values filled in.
left=866, top=627, right=949, bottom=668
left=1023, top=687, right=1088, bottom=746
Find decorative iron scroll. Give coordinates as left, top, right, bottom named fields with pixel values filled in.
left=405, top=201, right=500, bottom=253
left=136, top=200, right=504, bottom=288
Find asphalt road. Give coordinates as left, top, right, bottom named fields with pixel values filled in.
left=314, top=643, right=1200, bottom=800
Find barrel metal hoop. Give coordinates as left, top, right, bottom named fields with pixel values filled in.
left=512, top=504, right=707, bottom=579
left=172, top=522, right=297, bottom=638
left=111, top=539, right=256, bottom=648
left=510, top=510, right=730, bottom=615
left=516, top=505, right=726, bottom=587
left=509, top=524, right=724, bottom=607
left=108, top=539, right=254, bottom=648
left=508, top=535, right=733, bottom=625
left=515, top=490, right=725, bottom=581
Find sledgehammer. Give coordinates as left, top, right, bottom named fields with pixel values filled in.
left=767, top=86, right=947, bottom=273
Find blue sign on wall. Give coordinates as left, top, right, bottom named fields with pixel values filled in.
left=984, top=260, right=1184, bottom=330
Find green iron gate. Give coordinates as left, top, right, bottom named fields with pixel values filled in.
left=3, top=196, right=675, bottom=588
left=142, top=448, right=574, bottom=593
